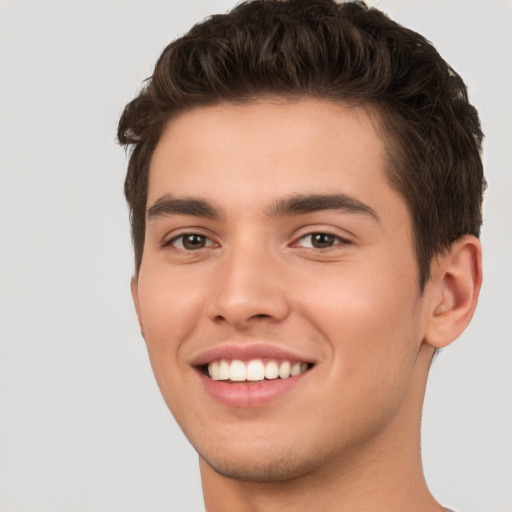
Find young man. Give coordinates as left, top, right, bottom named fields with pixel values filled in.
left=118, top=1, right=484, bottom=510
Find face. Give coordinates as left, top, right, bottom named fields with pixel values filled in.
left=132, top=98, right=432, bottom=481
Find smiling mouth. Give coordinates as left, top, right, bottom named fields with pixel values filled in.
left=200, top=359, right=314, bottom=383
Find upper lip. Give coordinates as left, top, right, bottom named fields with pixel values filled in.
left=190, top=343, right=317, bottom=367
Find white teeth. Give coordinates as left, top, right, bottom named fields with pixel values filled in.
left=207, top=358, right=310, bottom=382
left=218, top=359, right=230, bottom=380
left=264, top=361, right=279, bottom=380
left=246, top=359, right=265, bottom=381
left=209, top=360, right=220, bottom=380
left=290, top=362, right=302, bottom=376
left=230, top=360, right=247, bottom=381
left=278, top=361, right=291, bottom=379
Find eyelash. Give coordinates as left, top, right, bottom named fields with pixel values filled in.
left=165, top=233, right=216, bottom=250
left=165, top=231, right=350, bottom=251
left=293, top=232, right=350, bottom=249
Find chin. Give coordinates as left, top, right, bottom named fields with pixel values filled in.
left=199, top=448, right=319, bottom=483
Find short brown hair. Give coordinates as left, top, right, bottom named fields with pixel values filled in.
left=118, top=0, right=485, bottom=288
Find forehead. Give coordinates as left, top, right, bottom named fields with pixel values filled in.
left=148, top=98, right=399, bottom=216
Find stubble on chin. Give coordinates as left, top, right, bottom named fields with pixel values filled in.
left=197, top=440, right=337, bottom=483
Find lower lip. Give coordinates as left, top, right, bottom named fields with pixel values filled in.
left=198, top=371, right=309, bottom=408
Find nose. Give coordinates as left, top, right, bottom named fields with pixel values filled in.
left=206, top=240, right=291, bottom=329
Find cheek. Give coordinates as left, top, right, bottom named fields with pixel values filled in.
left=299, top=263, right=424, bottom=430
left=299, top=259, right=423, bottom=372
left=139, top=265, right=200, bottom=331
left=136, top=269, right=204, bottom=378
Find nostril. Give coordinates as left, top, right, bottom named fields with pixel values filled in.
left=212, top=312, right=273, bottom=324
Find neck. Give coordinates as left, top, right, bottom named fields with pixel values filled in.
left=201, top=343, right=444, bottom=512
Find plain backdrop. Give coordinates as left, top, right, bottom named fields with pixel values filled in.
left=0, top=1, right=511, bottom=511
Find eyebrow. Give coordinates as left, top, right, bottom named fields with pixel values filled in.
left=147, top=193, right=380, bottom=223
left=147, top=195, right=223, bottom=220
left=266, top=193, right=380, bottom=222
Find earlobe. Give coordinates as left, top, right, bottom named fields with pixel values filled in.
left=130, top=275, right=145, bottom=338
left=424, top=235, right=482, bottom=349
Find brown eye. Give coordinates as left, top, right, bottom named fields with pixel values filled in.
left=310, top=233, right=336, bottom=248
left=183, top=234, right=206, bottom=249
left=170, top=234, right=213, bottom=250
left=295, top=232, right=347, bottom=249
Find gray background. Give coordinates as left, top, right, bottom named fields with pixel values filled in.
left=0, top=1, right=510, bottom=511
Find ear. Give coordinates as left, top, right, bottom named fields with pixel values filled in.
left=131, top=275, right=145, bottom=338
left=424, top=235, right=482, bottom=349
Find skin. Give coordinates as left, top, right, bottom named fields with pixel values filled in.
left=131, top=98, right=482, bottom=512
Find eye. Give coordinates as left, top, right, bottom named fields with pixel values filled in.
left=168, top=233, right=216, bottom=250
left=295, top=232, right=347, bottom=249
